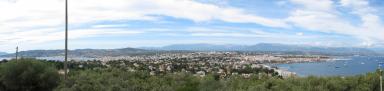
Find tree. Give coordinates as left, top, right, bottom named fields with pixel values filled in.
left=0, top=58, right=60, bottom=91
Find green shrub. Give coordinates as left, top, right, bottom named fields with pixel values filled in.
left=0, top=58, right=60, bottom=91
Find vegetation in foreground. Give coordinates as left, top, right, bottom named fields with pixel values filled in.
left=0, top=59, right=382, bottom=91
left=0, top=59, right=60, bottom=91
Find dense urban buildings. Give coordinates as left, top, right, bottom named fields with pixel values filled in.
left=56, top=52, right=330, bottom=78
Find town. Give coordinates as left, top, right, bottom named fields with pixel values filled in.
left=60, top=52, right=331, bottom=78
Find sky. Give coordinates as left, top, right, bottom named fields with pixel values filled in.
left=0, top=0, right=384, bottom=52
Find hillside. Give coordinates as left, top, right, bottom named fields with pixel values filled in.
left=2, top=43, right=380, bottom=57
left=1, top=48, right=149, bottom=58
left=144, top=43, right=378, bottom=56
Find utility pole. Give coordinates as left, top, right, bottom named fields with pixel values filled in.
left=379, top=63, right=383, bottom=91
left=64, top=0, right=68, bottom=80
left=380, top=68, right=383, bottom=91
left=15, top=46, right=18, bottom=61
left=381, top=68, right=383, bottom=91
left=380, top=67, right=383, bottom=91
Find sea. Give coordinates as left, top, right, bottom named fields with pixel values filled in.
left=274, top=56, right=384, bottom=77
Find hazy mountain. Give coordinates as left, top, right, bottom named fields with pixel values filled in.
left=1, top=48, right=149, bottom=58
left=368, top=48, right=384, bottom=55
left=145, top=43, right=246, bottom=51
left=0, top=52, right=8, bottom=56
left=1, top=43, right=379, bottom=58
left=143, top=43, right=378, bottom=56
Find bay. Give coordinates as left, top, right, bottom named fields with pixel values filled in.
left=275, top=56, right=384, bottom=77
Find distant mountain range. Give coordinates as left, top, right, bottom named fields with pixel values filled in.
left=0, top=52, right=8, bottom=56
left=0, top=43, right=381, bottom=58
left=142, top=43, right=379, bottom=56
left=1, top=48, right=150, bottom=58
left=368, top=48, right=384, bottom=55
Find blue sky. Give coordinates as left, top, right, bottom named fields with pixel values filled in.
left=0, top=0, right=384, bottom=52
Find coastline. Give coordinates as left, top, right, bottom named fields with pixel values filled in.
left=272, top=56, right=384, bottom=77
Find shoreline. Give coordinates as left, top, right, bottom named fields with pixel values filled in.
left=272, top=56, right=384, bottom=77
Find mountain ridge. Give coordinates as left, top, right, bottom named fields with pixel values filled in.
left=142, top=43, right=378, bottom=56
left=1, top=43, right=380, bottom=57
left=0, top=52, right=8, bottom=56
left=1, top=47, right=148, bottom=58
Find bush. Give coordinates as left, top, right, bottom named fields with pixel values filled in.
left=0, top=58, right=60, bottom=91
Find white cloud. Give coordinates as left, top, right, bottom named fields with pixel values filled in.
left=289, top=0, right=334, bottom=11
left=91, top=24, right=130, bottom=28
left=66, top=0, right=289, bottom=27
left=0, top=28, right=142, bottom=44
left=296, top=32, right=304, bottom=36
left=286, top=0, right=384, bottom=47
left=276, top=1, right=288, bottom=6
left=186, top=27, right=271, bottom=37
left=1, top=0, right=384, bottom=51
left=186, top=27, right=320, bottom=41
left=340, top=0, right=376, bottom=15
left=0, top=0, right=291, bottom=52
